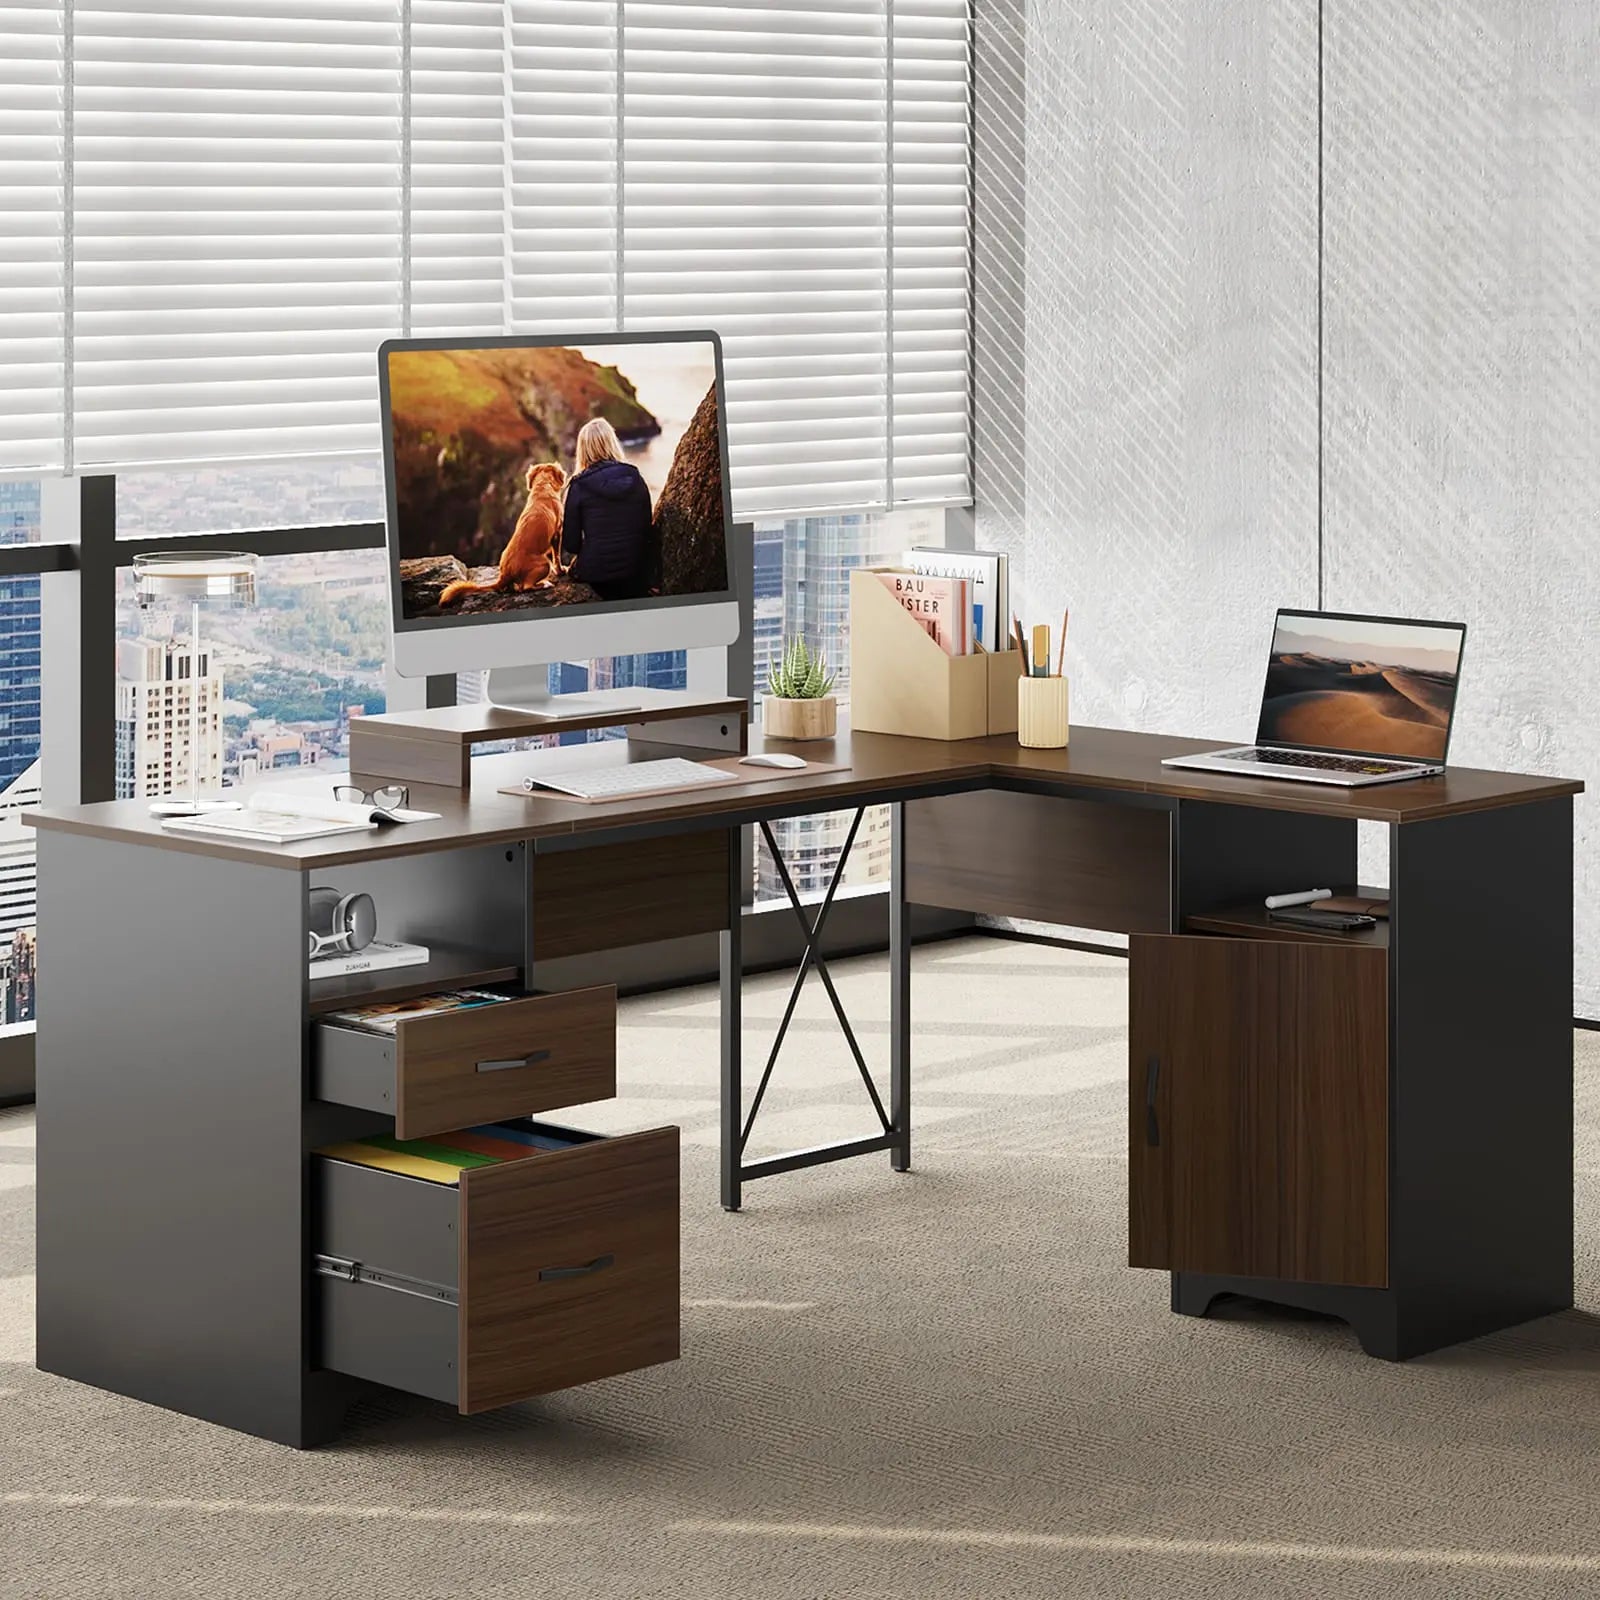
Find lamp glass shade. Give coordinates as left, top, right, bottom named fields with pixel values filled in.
left=132, top=551, right=259, bottom=609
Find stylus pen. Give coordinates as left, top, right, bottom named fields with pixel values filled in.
left=1263, top=887, right=1333, bottom=910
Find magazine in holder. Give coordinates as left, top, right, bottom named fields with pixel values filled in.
left=848, top=568, right=1021, bottom=741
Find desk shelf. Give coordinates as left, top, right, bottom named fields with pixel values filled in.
left=307, top=950, right=523, bottom=1016
left=1183, top=891, right=1390, bottom=950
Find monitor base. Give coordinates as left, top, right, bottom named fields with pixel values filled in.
left=484, top=667, right=641, bottom=721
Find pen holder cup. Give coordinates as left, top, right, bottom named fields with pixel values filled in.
left=1017, top=675, right=1069, bottom=749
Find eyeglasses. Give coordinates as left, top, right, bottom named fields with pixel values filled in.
left=333, top=783, right=409, bottom=814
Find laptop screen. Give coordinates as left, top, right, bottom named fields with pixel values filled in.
left=1256, top=611, right=1467, bottom=763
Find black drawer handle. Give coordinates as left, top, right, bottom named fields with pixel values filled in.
left=1145, top=1054, right=1161, bottom=1147
left=539, top=1253, right=614, bottom=1283
left=476, top=1048, right=552, bottom=1074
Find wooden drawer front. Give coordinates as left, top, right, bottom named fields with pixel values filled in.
left=314, top=1122, right=680, bottom=1414
left=1128, top=934, right=1388, bottom=1288
left=460, top=1125, right=679, bottom=1412
left=313, top=986, right=617, bottom=1140
left=904, top=791, right=1170, bottom=934
left=531, top=830, right=731, bottom=959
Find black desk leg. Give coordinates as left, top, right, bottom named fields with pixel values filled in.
left=890, top=801, right=911, bottom=1172
left=719, top=809, right=898, bottom=1206
left=720, top=824, right=743, bottom=1213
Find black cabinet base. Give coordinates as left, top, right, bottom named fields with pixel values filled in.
left=1169, top=1272, right=1573, bottom=1363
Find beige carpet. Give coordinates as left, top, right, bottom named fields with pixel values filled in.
left=4, top=936, right=1600, bottom=1599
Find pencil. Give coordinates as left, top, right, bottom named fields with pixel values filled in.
left=1057, top=607, right=1068, bottom=677
left=1012, top=615, right=1029, bottom=674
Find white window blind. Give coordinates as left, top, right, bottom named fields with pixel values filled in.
left=71, top=1, right=402, bottom=467
left=504, top=0, right=617, bottom=330
left=616, top=0, right=971, bottom=516
left=9, top=1, right=970, bottom=513
left=0, top=1, right=66, bottom=474
left=621, top=1, right=891, bottom=516
left=409, top=1, right=503, bottom=336
left=891, top=0, right=969, bottom=505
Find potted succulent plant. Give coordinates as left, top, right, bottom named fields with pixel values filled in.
left=763, top=636, right=838, bottom=741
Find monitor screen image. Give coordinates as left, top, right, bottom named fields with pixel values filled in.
left=1256, top=611, right=1466, bottom=762
left=382, top=333, right=731, bottom=631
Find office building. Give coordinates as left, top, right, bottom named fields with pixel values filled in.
left=114, top=637, right=224, bottom=801
left=0, top=759, right=39, bottom=1027
left=751, top=523, right=785, bottom=696
left=758, top=514, right=901, bottom=897
left=0, top=483, right=42, bottom=789
left=5, top=926, right=35, bottom=1028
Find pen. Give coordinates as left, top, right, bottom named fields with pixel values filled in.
left=1263, top=888, right=1333, bottom=910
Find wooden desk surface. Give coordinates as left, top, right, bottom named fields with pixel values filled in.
left=27, top=721, right=1583, bottom=871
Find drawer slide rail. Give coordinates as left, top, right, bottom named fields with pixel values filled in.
left=314, top=1253, right=458, bottom=1308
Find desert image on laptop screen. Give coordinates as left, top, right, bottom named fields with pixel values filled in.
left=1257, top=614, right=1464, bottom=761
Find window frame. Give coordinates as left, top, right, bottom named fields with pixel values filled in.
left=0, top=478, right=973, bottom=1106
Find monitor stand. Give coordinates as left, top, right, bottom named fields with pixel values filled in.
left=350, top=688, right=749, bottom=786
left=484, top=664, right=641, bottom=721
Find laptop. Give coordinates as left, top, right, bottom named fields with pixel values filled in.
left=1162, top=609, right=1468, bottom=787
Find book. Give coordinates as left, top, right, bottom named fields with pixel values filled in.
left=902, top=547, right=1010, bottom=654
left=308, top=939, right=431, bottom=981
left=160, top=788, right=440, bottom=845
left=161, top=807, right=377, bottom=844
left=321, top=987, right=512, bottom=1035
left=873, top=570, right=973, bottom=656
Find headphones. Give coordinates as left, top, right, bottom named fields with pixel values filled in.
left=308, top=886, right=378, bottom=960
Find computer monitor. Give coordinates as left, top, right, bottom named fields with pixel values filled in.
left=379, top=330, right=739, bottom=710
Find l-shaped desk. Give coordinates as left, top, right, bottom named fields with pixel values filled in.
left=30, top=717, right=1581, bottom=1445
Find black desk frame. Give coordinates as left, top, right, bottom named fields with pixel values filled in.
left=27, top=725, right=1581, bottom=1451
left=720, top=805, right=912, bottom=1211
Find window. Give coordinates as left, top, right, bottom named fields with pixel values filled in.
left=3, top=3, right=971, bottom=518
left=115, top=458, right=386, bottom=539
left=0, top=482, right=43, bottom=1030
left=752, top=505, right=943, bottom=901
left=0, top=3, right=973, bottom=1061
left=113, top=548, right=390, bottom=799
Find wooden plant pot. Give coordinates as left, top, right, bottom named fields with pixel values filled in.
left=764, top=696, right=838, bottom=741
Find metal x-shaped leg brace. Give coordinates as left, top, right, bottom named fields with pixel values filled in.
left=720, top=803, right=911, bottom=1212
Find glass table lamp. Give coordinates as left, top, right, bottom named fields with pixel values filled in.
left=132, top=551, right=260, bottom=816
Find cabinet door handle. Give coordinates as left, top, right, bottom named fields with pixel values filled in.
left=539, top=1253, right=614, bottom=1283
left=1144, top=1054, right=1161, bottom=1147
left=476, top=1048, right=552, bottom=1073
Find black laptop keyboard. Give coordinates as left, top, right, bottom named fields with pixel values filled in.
left=1218, top=748, right=1414, bottom=775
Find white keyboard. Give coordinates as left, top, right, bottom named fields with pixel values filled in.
left=521, top=757, right=740, bottom=803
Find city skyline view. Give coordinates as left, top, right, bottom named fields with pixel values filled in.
left=0, top=482, right=43, bottom=1029
left=0, top=467, right=938, bottom=1028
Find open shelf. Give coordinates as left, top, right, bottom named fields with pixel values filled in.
left=1184, top=888, right=1390, bottom=950
left=308, top=949, right=522, bottom=1016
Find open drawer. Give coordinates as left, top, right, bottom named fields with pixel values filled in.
left=312, top=986, right=617, bottom=1140
left=313, top=1120, right=679, bottom=1413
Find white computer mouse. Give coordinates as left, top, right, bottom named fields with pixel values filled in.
left=739, top=752, right=808, bottom=770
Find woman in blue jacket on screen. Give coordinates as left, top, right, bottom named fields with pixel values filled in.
left=560, top=418, right=656, bottom=601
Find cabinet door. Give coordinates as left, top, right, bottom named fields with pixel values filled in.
left=1129, top=934, right=1388, bottom=1287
